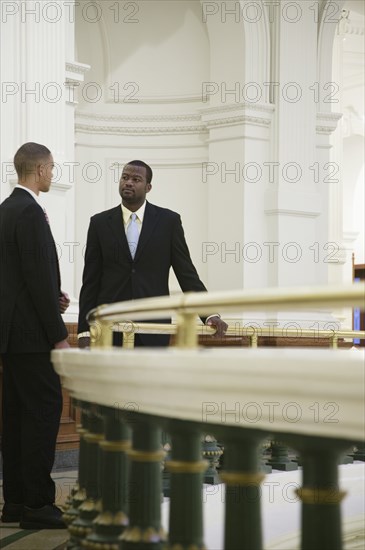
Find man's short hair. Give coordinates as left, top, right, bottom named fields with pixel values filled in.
left=126, top=160, right=153, bottom=184
left=14, top=142, right=51, bottom=179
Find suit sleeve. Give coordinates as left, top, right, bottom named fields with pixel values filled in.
left=77, top=218, right=103, bottom=333
left=171, top=215, right=207, bottom=293
left=17, top=204, right=67, bottom=345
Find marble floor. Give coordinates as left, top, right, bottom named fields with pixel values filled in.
left=0, top=469, right=76, bottom=550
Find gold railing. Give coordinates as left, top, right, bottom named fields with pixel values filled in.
left=100, top=321, right=365, bottom=349
left=87, top=283, right=365, bottom=348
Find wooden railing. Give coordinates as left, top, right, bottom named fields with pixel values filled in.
left=52, top=284, right=365, bottom=550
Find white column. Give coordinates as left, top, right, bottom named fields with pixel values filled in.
left=201, top=103, right=274, bottom=292
left=265, top=3, right=320, bottom=288
left=0, top=0, right=82, bottom=321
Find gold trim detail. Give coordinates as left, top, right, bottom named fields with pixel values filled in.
left=83, top=433, right=104, bottom=443
left=295, top=487, right=347, bottom=504
left=165, top=460, right=209, bottom=474
left=93, top=510, right=129, bottom=526
left=79, top=498, right=102, bottom=513
left=68, top=524, right=92, bottom=536
left=73, top=488, right=87, bottom=502
left=99, top=439, right=131, bottom=452
left=83, top=541, right=119, bottom=550
left=220, top=472, right=265, bottom=486
left=76, top=427, right=88, bottom=435
left=127, top=449, right=166, bottom=462
left=121, top=526, right=167, bottom=543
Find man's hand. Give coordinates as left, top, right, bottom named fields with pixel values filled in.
left=78, top=336, right=91, bottom=349
left=59, top=291, right=70, bottom=314
left=54, top=338, right=70, bottom=349
left=205, top=316, right=228, bottom=338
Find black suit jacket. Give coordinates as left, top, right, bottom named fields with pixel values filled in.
left=0, top=188, right=68, bottom=353
left=78, top=201, right=207, bottom=344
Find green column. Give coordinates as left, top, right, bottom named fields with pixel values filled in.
left=68, top=403, right=104, bottom=549
left=120, top=414, right=165, bottom=550
left=166, top=420, right=207, bottom=550
left=64, top=402, right=88, bottom=531
left=291, top=437, right=349, bottom=550
left=217, top=427, right=266, bottom=550
left=84, top=406, right=131, bottom=550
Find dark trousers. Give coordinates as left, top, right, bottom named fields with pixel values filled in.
left=1, top=352, right=62, bottom=507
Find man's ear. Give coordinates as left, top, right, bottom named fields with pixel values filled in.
left=146, top=183, right=152, bottom=193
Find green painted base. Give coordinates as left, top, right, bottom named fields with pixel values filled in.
left=267, top=460, right=298, bottom=471
left=352, top=452, right=365, bottom=461
left=204, top=468, right=222, bottom=485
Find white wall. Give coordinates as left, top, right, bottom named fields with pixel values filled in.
left=1, top=0, right=363, bottom=328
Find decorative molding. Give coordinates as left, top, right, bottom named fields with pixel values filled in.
left=316, top=112, right=343, bottom=134
left=338, top=10, right=364, bottom=36
left=205, top=115, right=271, bottom=129
left=201, top=102, right=274, bottom=129
left=75, top=109, right=205, bottom=135
left=65, top=61, right=91, bottom=105
left=76, top=112, right=201, bottom=123
left=75, top=102, right=274, bottom=135
left=65, top=61, right=91, bottom=77
left=75, top=123, right=206, bottom=136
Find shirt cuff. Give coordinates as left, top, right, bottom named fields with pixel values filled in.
left=205, top=314, right=221, bottom=324
left=77, top=332, right=91, bottom=339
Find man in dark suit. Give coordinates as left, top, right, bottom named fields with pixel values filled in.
left=0, top=142, right=70, bottom=529
left=78, top=160, right=227, bottom=347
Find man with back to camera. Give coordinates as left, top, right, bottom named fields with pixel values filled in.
left=78, top=160, right=227, bottom=347
left=0, top=142, right=70, bottom=529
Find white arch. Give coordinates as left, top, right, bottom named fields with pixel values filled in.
left=201, top=0, right=270, bottom=89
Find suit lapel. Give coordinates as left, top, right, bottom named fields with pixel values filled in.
left=134, top=202, right=160, bottom=261
left=106, top=202, right=161, bottom=261
left=106, top=206, right=131, bottom=258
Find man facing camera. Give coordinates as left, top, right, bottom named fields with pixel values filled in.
left=0, top=142, right=70, bottom=529
left=78, top=160, right=227, bottom=347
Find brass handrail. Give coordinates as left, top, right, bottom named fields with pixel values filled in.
left=109, top=322, right=364, bottom=349
left=87, top=283, right=365, bottom=348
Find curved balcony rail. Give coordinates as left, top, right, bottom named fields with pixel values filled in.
left=52, top=284, right=365, bottom=550
left=101, top=321, right=365, bottom=349
left=87, top=283, right=365, bottom=348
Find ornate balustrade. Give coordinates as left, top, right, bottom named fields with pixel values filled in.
left=52, top=284, right=365, bottom=550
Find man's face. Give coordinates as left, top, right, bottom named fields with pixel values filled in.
left=119, top=164, right=151, bottom=207
left=38, top=154, right=54, bottom=193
